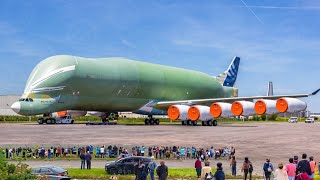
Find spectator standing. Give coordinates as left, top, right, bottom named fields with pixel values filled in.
left=180, top=147, right=185, bottom=160
left=195, top=157, right=202, bottom=178
left=230, top=156, right=237, bottom=176
left=80, top=152, right=86, bottom=169
left=156, top=161, right=168, bottom=180
left=85, top=151, right=92, bottom=169
left=136, top=159, right=147, bottom=180
left=96, top=147, right=100, bottom=158
left=141, top=146, right=145, bottom=156
left=274, top=162, right=288, bottom=180
left=309, top=156, right=316, bottom=180
left=100, top=146, right=105, bottom=158
left=241, top=157, right=253, bottom=180
left=148, top=156, right=157, bottom=180
left=318, top=161, right=320, bottom=178
left=214, top=162, right=225, bottom=180
left=285, top=158, right=296, bottom=180
left=201, top=161, right=213, bottom=179
left=297, top=153, right=312, bottom=175
left=263, top=159, right=274, bottom=180
left=47, top=149, right=51, bottom=159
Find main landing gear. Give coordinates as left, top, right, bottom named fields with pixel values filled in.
left=201, top=120, right=218, bottom=126
left=144, top=115, right=160, bottom=125
left=181, top=120, right=198, bottom=126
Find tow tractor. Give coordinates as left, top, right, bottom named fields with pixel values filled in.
left=37, top=115, right=74, bottom=124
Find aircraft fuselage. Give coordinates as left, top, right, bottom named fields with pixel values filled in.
left=12, top=55, right=236, bottom=116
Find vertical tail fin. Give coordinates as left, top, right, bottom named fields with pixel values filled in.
left=216, top=56, right=240, bottom=87
left=267, top=81, right=273, bottom=96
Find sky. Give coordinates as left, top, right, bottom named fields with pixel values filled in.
left=0, top=0, right=319, bottom=112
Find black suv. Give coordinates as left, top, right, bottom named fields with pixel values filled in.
left=105, top=156, right=151, bottom=175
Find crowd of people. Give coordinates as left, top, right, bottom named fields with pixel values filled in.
left=259, top=153, right=319, bottom=180
left=0, top=145, right=235, bottom=161
left=226, top=153, right=319, bottom=180
left=3, top=145, right=317, bottom=180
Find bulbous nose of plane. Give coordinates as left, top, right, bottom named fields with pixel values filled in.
left=11, top=102, right=21, bottom=114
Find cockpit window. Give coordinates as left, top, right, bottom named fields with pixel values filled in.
left=18, top=98, right=33, bottom=102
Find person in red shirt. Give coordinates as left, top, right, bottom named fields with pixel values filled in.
left=195, top=157, right=202, bottom=178
left=285, top=158, right=296, bottom=180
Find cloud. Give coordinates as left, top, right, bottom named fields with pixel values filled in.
left=121, top=39, right=136, bottom=48
left=170, top=17, right=320, bottom=73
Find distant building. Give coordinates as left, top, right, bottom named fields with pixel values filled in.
left=278, top=111, right=310, bottom=118
left=0, top=95, right=20, bottom=116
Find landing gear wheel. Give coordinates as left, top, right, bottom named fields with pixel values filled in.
left=187, top=120, right=192, bottom=126
left=52, top=119, right=56, bottom=124
left=192, top=121, right=197, bottom=126
left=46, top=119, right=52, bottom=124
left=202, top=121, right=206, bottom=126
left=207, top=120, right=213, bottom=126
left=212, top=120, right=218, bottom=126
left=38, top=118, right=44, bottom=124
left=150, top=119, right=155, bottom=125
left=155, top=119, right=160, bottom=125
left=145, top=119, right=149, bottom=125
left=182, top=121, right=186, bottom=125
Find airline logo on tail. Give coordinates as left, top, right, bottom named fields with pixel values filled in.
left=216, top=56, right=240, bottom=87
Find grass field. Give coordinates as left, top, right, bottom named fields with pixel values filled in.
left=66, top=168, right=271, bottom=179
left=65, top=168, right=320, bottom=180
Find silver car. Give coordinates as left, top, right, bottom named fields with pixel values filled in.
left=31, top=166, right=71, bottom=180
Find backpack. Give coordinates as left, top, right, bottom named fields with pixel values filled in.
left=249, top=163, right=253, bottom=172
left=267, top=164, right=272, bottom=172
left=205, top=172, right=213, bottom=180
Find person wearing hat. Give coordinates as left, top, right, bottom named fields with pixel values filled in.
left=148, top=156, right=157, bottom=180
left=214, top=162, right=225, bottom=180
left=263, top=159, right=274, bottom=180
left=274, top=162, right=288, bottom=180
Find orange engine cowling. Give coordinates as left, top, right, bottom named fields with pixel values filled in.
left=53, top=110, right=87, bottom=118
left=254, top=99, right=277, bottom=115
left=276, top=98, right=307, bottom=113
left=231, top=101, right=255, bottom=116
left=167, top=105, right=189, bottom=121
left=56, top=111, right=67, bottom=117
left=188, top=105, right=212, bottom=121
left=210, top=102, right=233, bottom=118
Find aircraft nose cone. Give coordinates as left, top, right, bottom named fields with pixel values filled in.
left=11, top=102, right=21, bottom=114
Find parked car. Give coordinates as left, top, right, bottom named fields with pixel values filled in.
left=105, top=156, right=151, bottom=175
left=288, top=117, right=298, bottom=123
left=31, top=166, right=70, bottom=180
left=305, top=117, right=314, bottom=123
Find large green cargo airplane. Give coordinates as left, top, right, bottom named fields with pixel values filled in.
left=11, top=55, right=319, bottom=125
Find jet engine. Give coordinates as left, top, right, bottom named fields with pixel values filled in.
left=188, top=105, right=212, bottom=121
left=276, top=98, right=307, bottom=113
left=210, top=102, right=233, bottom=118
left=167, top=105, right=190, bottom=121
left=231, top=101, right=255, bottom=116
left=52, top=110, right=87, bottom=118
left=254, top=99, right=277, bottom=115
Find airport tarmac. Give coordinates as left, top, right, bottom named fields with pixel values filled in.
left=1, top=122, right=319, bottom=175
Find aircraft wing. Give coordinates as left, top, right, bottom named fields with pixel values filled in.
left=156, top=88, right=320, bottom=107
